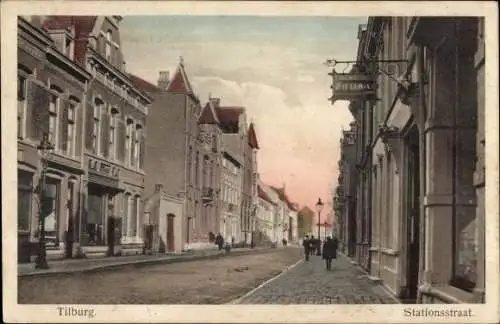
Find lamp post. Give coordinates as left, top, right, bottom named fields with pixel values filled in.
left=35, top=133, right=55, bottom=269
left=315, top=198, right=324, bottom=256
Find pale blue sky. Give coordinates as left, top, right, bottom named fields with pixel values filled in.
left=120, top=15, right=367, bottom=214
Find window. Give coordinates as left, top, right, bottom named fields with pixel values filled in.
left=125, top=119, right=133, bottom=166
left=44, top=178, right=60, bottom=247
left=122, top=193, right=130, bottom=238
left=49, top=93, right=58, bottom=147
left=92, top=99, right=102, bottom=154
left=187, top=146, right=193, bottom=183
left=18, top=170, right=33, bottom=231
left=18, top=75, right=27, bottom=138
left=134, top=125, right=142, bottom=168
left=105, top=30, right=112, bottom=62
left=131, top=196, right=139, bottom=237
left=195, top=151, right=200, bottom=186
left=67, top=102, right=76, bottom=156
left=110, top=109, right=118, bottom=160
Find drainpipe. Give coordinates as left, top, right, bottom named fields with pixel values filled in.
left=416, top=44, right=428, bottom=303
left=366, top=103, right=374, bottom=272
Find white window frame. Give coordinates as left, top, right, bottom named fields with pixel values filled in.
left=48, top=91, right=59, bottom=149
left=17, top=74, right=28, bottom=139
left=67, top=100, right=77, bottom=156
left=105, top=30, right=112, bottom=62
left=93, top=99, right=102, bottom=155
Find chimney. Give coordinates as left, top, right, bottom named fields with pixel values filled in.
left=157, top=71, right=170, bottom=90
left=210, top=97, right=221, bottom=108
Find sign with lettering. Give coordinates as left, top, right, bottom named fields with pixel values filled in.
left=329, top=70, right=377, bottom=103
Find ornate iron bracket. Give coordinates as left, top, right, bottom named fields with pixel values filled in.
left=325, top=58, right=410, bottom=89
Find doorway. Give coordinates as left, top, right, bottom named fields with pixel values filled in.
left=404, top=126, right=420, bottom=303
left=167, top=214, right=175, bottom=252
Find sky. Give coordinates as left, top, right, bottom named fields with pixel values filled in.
left=120, top=16, right=367, bottom=222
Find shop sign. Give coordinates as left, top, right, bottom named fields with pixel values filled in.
left=329, top=70, right=377, bottom=103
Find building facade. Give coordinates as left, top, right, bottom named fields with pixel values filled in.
left=256, top=183, right=277, bottom=246
left=334, top=123, right=357, bottom=257
left=341, top=16, right=485, bottom=304
left=18, top=15, right=153, bottom=262
left=17, top=17, right=92, bottom=262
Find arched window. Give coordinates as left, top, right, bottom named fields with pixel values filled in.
left=110, top=107, right=119, bottom=160
left=67, top=96, right=80, bottom=156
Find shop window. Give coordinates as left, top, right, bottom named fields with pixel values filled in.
left=44, top=178, right=60, bottom=247
left=87, top=190, right=105, bottom=245
left=18, top=170, right=33, bottom=231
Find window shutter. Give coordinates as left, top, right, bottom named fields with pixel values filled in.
left=85, top=103, right=94, bottom=151
left=60, top=98, right=69, bottom=152
left=139, top=133, right=145, bottom=169
left=101, top=113, right=110, bottom=158
left=117, top=120, right=126, bottom=162
left=28, top=82, right=50, bottom=140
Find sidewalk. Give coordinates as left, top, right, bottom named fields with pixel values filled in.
left=18, top=246, right=275, bottom=277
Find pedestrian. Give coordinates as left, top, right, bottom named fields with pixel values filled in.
left=302, top=235, right=311, bottom=261
left=322, top=236, right=338, bottom=271
left=309, top=235, right=316, bottom=255
left=215, top=233, right=224, bottom=250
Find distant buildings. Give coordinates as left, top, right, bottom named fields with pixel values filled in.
left=17, top=15, right=301, bottom=264
left=334, top=16, right=485, bottom=304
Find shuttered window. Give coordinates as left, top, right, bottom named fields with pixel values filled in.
left=18, top=170, right=33, bottom=232
left=27, top=82, right=50, bottom=140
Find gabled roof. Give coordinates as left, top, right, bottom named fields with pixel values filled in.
left=128, top=74, right=161, bottom=94
left=42, top=16, right=97, bottom=67
left=166, top=59, right=194, bottom=94
left=198, top=101, right=220, bottom=125
left=258, top=185, right=277, bottom=206
left=247, top=122, right=260, bottom=149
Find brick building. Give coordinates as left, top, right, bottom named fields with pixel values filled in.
left=17, top=17, right=92, bottom=262
left=17, top=15, right=153, bottom=261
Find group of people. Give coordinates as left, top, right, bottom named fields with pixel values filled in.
left=302, top=235, right=339, bottom=271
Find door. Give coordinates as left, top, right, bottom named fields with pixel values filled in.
left=405, top=126, right=420, bottom=302
left=167, top=214, right=175, bottom=252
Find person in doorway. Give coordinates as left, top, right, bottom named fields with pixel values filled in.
left=322, top=236, right=338, bottom=271
left=309, top=235, right=316, bottom=255
left=215, top=233, right=224, bottom=250
left=302, top=235, right=311, bottom=261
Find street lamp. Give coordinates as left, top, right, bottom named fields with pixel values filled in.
left=315, top=197, right=324, bottom=256
left=35, top=133, right=55, bottom=269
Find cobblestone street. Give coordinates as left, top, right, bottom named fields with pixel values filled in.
left=235, top=253, right=399, bottom=304
left=18, top=248, right=303, bottom=304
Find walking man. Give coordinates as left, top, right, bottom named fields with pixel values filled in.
left=309, top=235, right=316, bottom=255
left=322, top=236, right=338, bottom=271
left=302, top=235, right=311, bottom=261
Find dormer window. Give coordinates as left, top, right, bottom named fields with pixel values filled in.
left=65, top=33, right=74, bottom=60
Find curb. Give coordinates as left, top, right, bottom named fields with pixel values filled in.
left=227, top=258, right=304, bottom=304
left=18, top=247, right=280, bottom=278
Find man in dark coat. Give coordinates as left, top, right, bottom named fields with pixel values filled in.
left=302, top=235, right=311, bottom=261
left=309, top=235, right=316, bottom=255
left=215, top=233, right=224, bottom=250
left=322, top=236, right=338, bottom=271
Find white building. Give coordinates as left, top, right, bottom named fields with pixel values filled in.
left=256, top=183, right=277, bottom=245
left=220, top=151, right=243, bottom=244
